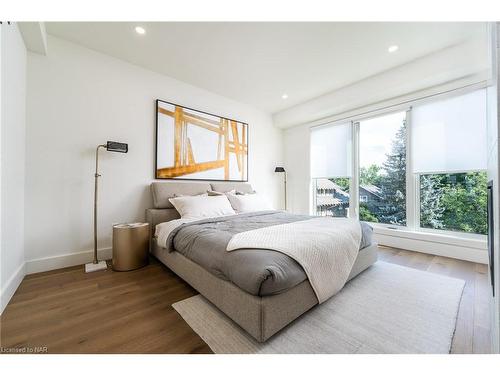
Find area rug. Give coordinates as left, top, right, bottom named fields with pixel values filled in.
left=172, top=261, right=465, bottom=354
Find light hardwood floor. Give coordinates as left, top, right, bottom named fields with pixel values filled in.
left=0, top=246, right=492, bottom=354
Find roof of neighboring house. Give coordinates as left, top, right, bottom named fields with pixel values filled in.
left=315, top=179, right=349, bottom=199
left=316, top=195, right=344, bottom=207
left=360, top=184, right=383, bottom=198
left=315, top=179, right=336, bottom=189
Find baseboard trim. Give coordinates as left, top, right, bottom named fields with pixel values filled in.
left=373, top=232, right=488, bottom=264
left=25, top=247, right=112, bottom=275
left=1, top=262, right=26, bottom=315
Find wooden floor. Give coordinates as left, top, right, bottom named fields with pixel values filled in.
left=0, top=259, right=211, bottom=354
left=0, top=247, right=492, bottom=354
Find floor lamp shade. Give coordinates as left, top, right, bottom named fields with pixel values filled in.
left=106, top=141, right=128, bottom=153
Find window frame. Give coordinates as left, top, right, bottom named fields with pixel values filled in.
left=309, top=85, right=488, bottom=240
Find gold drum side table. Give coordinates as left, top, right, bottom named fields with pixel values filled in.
left=112, top=223, right=150, bottom=271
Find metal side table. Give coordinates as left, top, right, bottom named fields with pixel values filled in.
left=112, top=223, right=150, bottom=271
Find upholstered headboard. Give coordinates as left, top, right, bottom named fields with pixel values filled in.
left=146, top=181, right=254, bottom=238
left=210, top=182, right=254, bottom=194
left=151, top=181, right=211, bottom=209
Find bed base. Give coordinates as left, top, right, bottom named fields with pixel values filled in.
left=152, top=243, right=378, bottom=343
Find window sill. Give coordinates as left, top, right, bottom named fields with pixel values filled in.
left=371, top=224, right=487, bottom=251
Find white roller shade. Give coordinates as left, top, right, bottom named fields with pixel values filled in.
left=412, top=89, right=487, bottom=174
left=310, top=122, right=352, bottom=178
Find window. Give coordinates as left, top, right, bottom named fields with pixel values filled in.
left=412, top=89, right=487, bottom=235
left=419, top=172, right=487, bottom=235
left=412, top=89, right=487, bottom=173
left=309, top=87, right=488, bottom=238
left=358, top=111, right=407, bottom=226
left=310, top=122, right=352, bottom=217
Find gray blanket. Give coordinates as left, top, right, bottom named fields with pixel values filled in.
left=166, top=211, right=373, bottom=296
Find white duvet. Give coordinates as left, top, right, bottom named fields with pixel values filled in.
left=227, top=217, right=362, bottom=303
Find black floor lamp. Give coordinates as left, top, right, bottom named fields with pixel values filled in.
left=85, top=141, right=128, bottom=273
left=274, top=167, right=287, bottom=211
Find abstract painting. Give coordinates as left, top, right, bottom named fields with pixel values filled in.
left=156, top=100, right=248, bottom=181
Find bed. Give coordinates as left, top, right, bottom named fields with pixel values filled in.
left=146, top=181, right=378, bottom=342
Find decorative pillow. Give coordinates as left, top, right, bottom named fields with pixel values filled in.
left=168, top=195, right=235, bottom=219
left=226, top=193, right=272, bottom=213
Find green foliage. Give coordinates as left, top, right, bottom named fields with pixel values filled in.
left=421, top=172, right=487, bottom=235
left=330, top=177, right=350, bottom=192
left=359, top=204, right=379, bottom=222
left=360, top=165, right=382, bottom=186
left=419, top=175, right=444, bottom=230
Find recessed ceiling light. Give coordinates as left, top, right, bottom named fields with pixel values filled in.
left=388, top=45, right=399, bottom=53
left=282, top=94, right=288, bottom=99
left=135, top=26, right=146, bottom=35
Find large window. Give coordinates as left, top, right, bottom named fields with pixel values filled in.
left=310, top=88, right=488, bottom=237
left=358, top=111, right=407, bottom=226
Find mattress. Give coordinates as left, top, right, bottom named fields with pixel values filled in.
left=157, top=211, right=373, bottom=297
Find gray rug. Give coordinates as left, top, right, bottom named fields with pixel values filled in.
left=172, top=261, right=465, bottom=354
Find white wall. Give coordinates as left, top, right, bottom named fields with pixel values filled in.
left=25, top=35, right=283, bottom=272
left=1, top=23, right=27, bottom=313
left=284, top=124, right=310, bottom=215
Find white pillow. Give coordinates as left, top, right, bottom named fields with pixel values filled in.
left=168, top=195, right=235, bottom=219
left=226, top=193, right=272, bottom=213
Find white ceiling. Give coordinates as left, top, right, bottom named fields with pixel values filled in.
left=45, top=22, right=488, bottom=114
